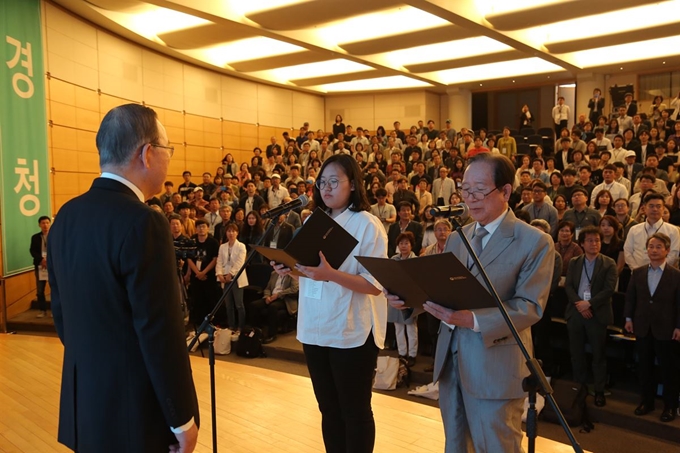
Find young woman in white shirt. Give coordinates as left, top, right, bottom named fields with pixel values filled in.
left=272, top=154, right=388, bottom=453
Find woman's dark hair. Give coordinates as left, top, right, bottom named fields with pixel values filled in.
left=312, top=154, right=370, bottom=212
left=396, top=231, right=415, bottom=249
left=376, top=125, right=386, bottom=136
left=557, top=220, right=576, bottom=234
left=553, top=194, right=567, bottom=208
left=594, top=189, right=613, bottom=210
left=241, top=210, right=264, bottom=237
left=600, top=215, right=621, bottom=247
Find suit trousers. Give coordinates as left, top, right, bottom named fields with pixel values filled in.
left=439, top=332, right=525, bottom=453
left=34, top=268, right=48, bottom=311
left=224, top=286, right=245, bottom=332
left=303, top=333, right=379, bottom=453
left=636, top=334, right=680, bottom=408
left=394, top=322, right=418, bottom=358
left=567, top=314, right=608, bottom=392
left=249, top=298, right=286, bottom=337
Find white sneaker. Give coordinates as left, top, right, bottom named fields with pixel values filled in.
left=36, top=310, right=46, bottom=318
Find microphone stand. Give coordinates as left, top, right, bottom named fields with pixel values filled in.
left=187, top=214, right=281, bottom=453
left=448, top=215, right=583, bottom=453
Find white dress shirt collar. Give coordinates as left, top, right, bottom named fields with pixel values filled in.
left=100, top=172, right=144, bottom=202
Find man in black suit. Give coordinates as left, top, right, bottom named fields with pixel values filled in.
left=263, top=213, right=294, bottom=249
left=625, top=232, right=680, bottom=422
left=47, top=104, right=199, bottom=452
left=30, top=215, right=51, bottom=318
left=387, top=201, right=424, bottom=256
left=564, top=226, right=618, bottom=407
left=239, top=179, right=265, bottom=215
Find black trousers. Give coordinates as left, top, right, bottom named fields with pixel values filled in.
left=303, top=333, right=379, bottom=453
left=250, top=298, right=286, bottom=336
left=555, top=120, right=568, bottom=135
left=636, top=334, right=680, bottom=408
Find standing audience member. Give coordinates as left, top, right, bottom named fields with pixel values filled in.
left=187, top=219, right=220, bottom=326
left=47, top=104, right=199, bottom=452
left=388, top=201, right=424, bottom=256
left=216, top=223, right=249, bottom=334
left=370, top=188, right=397, bottom=232
left=564, top=226, right=618, bottom=407
left=555, top=220, right=584, bottom=277
left=625, top=233, right=680, bottom=422
left=388, top=232, right=419, bottom=367
left=272, top=154, right=388, bottom=453
left=30, top=215, right=52, bottom=318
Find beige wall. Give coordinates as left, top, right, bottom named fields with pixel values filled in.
left=43, top=2, right=325, bottom=214
left=325, top=91, right=443, bottom=134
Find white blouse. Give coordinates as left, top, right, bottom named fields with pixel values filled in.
left=297, top=209, right=388, bottom=349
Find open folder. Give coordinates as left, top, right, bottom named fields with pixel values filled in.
left=251, top=208, right=359, bottom=277
left=356, top=253, right=497, bottom=311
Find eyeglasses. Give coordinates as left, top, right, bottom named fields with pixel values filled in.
left=151, top=143, right=174, bottom=158
left=460, top=186, right=499, bottom=201
left=316, top=178, right=348, bottom=190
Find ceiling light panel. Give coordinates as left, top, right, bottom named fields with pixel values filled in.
left=93, top=4, right=212, bottom=41
left=230, top=0, right=312, bottom=16
left=187, top=37, right=306, bottom=67
left=475, top=0, right=564, bottom=16
left=542, top=2, right=680, bottom=45
left=246, top=59, right=375, bottom=84
left=311, top=76, right=433, bottom=93
left=324, top=6, right=450, bottom=46
left=421, top=58, right=565, bottom=84
left=381, top=37, right=512, bottom=67
left=564, top=35, right=680, bottom=68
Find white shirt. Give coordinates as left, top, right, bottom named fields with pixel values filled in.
left=611, top=147, right=629, bottom=163
left=552, top=104, right=570, bottom=123
left=624, top=219, right=680, bottom=269
left=297, top=209, right=388, bottom=348
left=268, top=185, right=289, bottom=208
left=205, top=211, right=220, bottom=235
left=590, top=180, right=629, bottom=206
left=100, top=172, right=144, bottom=202
left=215, top=240, right=249, bottom=288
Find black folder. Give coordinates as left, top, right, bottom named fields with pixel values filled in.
left=356, top=253, right=497, bottom=310
left=252, top=208, right=358, bottom=277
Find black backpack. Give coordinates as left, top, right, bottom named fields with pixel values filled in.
left=235, top=327, right=265, bottom=358
left=541, top=382, right=594, bottom=433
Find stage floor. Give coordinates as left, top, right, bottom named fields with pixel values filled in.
left=0, top=334, right=585, bottom=453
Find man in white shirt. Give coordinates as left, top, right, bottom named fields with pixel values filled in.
left=610, top=135, right=629, bottom=163
left=552, top=96, right=570, bottom=134
left=624, top=192, right=680, bottom=269
left=628, top=174, right=655, bottom=216
left=267, top=174, right=289, bottom=209
left=522, top=181, right=559, bottom=235
left=592, top=128, right=612, bottom=151
left=617, top=106, right=633, bottom=132
left=591, top=164, right=629, bottom=205
left=432, top=166, right=456, bottom=206
left=370, top=188, right=397, bottom=231
left=350, top=127, right=370, bottom=152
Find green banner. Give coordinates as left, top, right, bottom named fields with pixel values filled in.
left=0, top=0, right=50, bottom=276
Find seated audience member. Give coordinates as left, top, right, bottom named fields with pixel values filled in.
left=262, top=213, right=294, bottom=250
left=415, top=178, right=433, bottom=218
left=280, top=196, right=302, bottom=230
left=590, top=164, right=628, bottom=206
left=624, top=192, right=680, bottom=270
left=420, top=206, right=437, bottom=250
left=370, top=188, right=397, bottom=232
left=624, top=232, right=680, bottom=422
left=250, top=270, right=300, bottom=344
left=522, top=181, right=559, bottom=235
left=593, top=189, right=616, bottom=218
left=555, top=220, right=583, bottom=277
left=564, top=226, right=618, bottom=407
left=178, top=202, right=196, bottom=237
left=599, top=215, right=625, bottom=275
left=388, top=232, right=419, bottom=367
left=562, top=187, right=601, bottom=239
left=387, top=201, right=424, bottom=256
left=216, top=223, right=249, bottom=334
left=629, top=175, right=656, bottom=216
left=529, top=158, right=550, bottom=184
left=553, top=194, right=568, bottom=222
left=392, top=177, right=420, bottom=218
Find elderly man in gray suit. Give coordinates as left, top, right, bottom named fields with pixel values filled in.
left=388, top=153, right=554, bottom=452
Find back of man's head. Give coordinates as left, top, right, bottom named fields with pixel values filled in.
left=97, top=104, right=158, bottom=168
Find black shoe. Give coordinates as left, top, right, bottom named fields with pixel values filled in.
left=634, top=402, right=655, bottom=416
left=594, top=392, right=606, bottom=407
left=262, top=335, right=277, bottom=344
left=407, top=356, right=416, bottom=367
left=660, top=407, right=676, bottom=422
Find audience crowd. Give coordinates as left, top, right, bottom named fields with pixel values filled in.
left=139, top=95, right=680, bottom=421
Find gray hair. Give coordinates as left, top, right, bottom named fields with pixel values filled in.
left=96, top=104, right=159, bottom=167
left=530, top=219, right=551, bottom=234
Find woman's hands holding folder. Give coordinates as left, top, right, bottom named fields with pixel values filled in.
left=295, top=251, right=334, bottom=281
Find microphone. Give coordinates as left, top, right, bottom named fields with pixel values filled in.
left=430, top=203, right=469, bottom=218
left=261, top=194, right=309, bottom=219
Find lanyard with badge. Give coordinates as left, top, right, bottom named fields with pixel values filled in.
left=39, top=234, right=49, bottom=281
left=582, top=260, right=592, bottom=301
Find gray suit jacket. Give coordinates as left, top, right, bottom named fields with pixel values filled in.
left=432, top=209, right=554, bottom=399
left=263, top=272, right=299, bottom=315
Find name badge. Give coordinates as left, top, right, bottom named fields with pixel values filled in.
left=271, top=241, right=277, bottom=249
left=196, top=259, right=202, bottom=271
left=303, top=278, right=323, bottom=300
left=583, top=290, right=591, bottom=301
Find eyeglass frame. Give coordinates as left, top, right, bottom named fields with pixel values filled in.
left=460, top=185, right=499, bottom=201
left=315, top=178, right=348, bottom=191
left=150, top=143, right=174, bottom=158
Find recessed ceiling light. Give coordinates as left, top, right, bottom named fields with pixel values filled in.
left=479, top=83, right=483, bottom=86
left=512, top=80, right=515, bottom=83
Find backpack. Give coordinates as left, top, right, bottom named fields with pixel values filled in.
left=235, top=327, right=265, bottom=358
left=541, top=382, right=594, bottom=433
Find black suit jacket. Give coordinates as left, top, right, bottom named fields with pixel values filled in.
left=30, top=232, right=45, bottom=267
left=238, top=194, right=265, bottom=213
left=47, top=178, right=199, bottom=452
left=564, top=254, right=618, bottom=326
left=263, top=221, right=294, bottom=249
left=387, top=221, right=424, bottom=256
left=625, top=264, right=680, bottom=340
